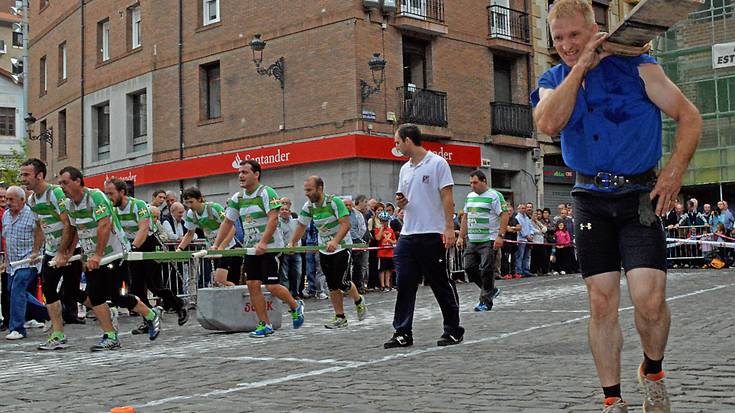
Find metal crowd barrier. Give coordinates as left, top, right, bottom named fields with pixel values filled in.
left=666, top=225, right=708, bottom=266
left=157, top=240, right=211, bottom=307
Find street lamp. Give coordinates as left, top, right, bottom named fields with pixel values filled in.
left=360, top=53, right=386, bottom=102
left=24, top=114, right=53, bottom=146
left=249, top=34, right=285, bottom=89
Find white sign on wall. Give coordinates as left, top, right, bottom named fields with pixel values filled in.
left=713, top=42, right=735, bottom=69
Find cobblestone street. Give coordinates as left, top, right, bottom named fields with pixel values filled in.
left=1, top=269, right=733, bottom=412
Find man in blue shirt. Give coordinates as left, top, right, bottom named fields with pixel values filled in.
left=531, top=1, right=701, bottom=412
left=514, top=203, right=533, bottom=278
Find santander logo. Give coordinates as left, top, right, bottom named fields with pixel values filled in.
left=390, top=146, right=454, bottom=161
left=232, top=149, right=292, bottom=169
left=104, top=172, right=137, bottom=182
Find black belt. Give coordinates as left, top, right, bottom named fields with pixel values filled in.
left=576, top=169, right=657, bottom=190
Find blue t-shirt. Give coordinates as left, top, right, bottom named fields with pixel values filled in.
left=530, top=55, right=662, bottom=192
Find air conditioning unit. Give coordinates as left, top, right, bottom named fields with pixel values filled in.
left=382, top=0, right=397, bottom=13
left=363, top=0, right=380, bottom=9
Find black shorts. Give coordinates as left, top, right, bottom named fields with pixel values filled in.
left=41, top=249, right=85, bottom=305
left=378, top=257, right=394, bottom=271
left=214, top=255, right=243, bottom=284
left=320, top=250, right=352, bottom=293
left=573, top=190, right=666, bottom=278
left=243, top=253, right=280, bottom=284
left=85, top=259, right=138, bottom=310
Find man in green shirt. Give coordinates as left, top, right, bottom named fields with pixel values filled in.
left=457, top=170, right=508, bottom=312
left=21, top=159, right=87, bottom=350
left=288, top=176, right=366, bottom=329
left=177, top=186, right=239, bottom=287
left=105, top=178, right=188, bottom=334
left=215, top=160, right=304, bottom=338
left=58, top=167, right=162, bottom=351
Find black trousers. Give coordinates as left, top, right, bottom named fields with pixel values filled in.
left=128, top=236, right=184, bottom=311
left=392, top=234, right=463, bottom=337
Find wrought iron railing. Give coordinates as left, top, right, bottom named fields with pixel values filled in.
left=398, top=86, right=448, bottom=127
left=397, top=0, right=445, bottom=24
left=491, top=102, right=533, bottom=137
left=487, top=5, right=530, bottom=43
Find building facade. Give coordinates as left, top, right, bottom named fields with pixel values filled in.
left=658, top=0, right=734, bottom=204
left=27, top=0, right=544, bottom=208
left=0, top=1, right=24, bottom=158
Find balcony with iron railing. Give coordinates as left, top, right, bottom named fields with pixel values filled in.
left=397, top=86, right=448, bottom=128
left=490, top=101, right=534, bottom=139
left=486, top=4, right=532, bottom=54
left=394, top=0, right=448, bottom=36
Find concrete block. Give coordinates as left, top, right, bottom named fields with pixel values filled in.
left=197, top=286, right=283, bottom=332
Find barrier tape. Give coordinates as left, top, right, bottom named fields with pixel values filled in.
left=665, top=237, right=735, bottom=249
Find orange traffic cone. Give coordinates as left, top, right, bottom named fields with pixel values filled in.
left=36, top=277, right=45, bottom=304
left=121, top=281, right=127, bottom=295
left=110, top=407, right=135, bottom=413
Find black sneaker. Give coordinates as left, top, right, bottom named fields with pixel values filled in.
left=383, top=332, right=413, bottom=349
left=131, top=321, right=148, bottom=335
left=177, top=307, right=190, bottom=326
left=437, top=333, right=464, bottom=347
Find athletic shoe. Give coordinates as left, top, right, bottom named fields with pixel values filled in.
left=560, top=271, right=567, bottom=275
left=324, top=316, right=348, bottom=329
left=5, top=331, right=25, bottom=340
left=90, top=334, right=121, bottom=351
left=43, top=320, right=53, bottom=333
left=491, top=288, right=502, bottom=300
left=24, top=320, right=44, bottom=329
left=131, top=321, right=148, bottom=335
left=146, top=307, right=163, bottom=341
left=316, top=292, right=329, bottom=300
left=177, top=307, right=190, bottom=326
left=38, top=335, right=68, bottom=351
left=291, top=300, right=305, bottom=329
left=302, top=289, right=316, bottom=299
left=437, top=332, right=464, bottom=347
left=356, top=296, right=367, bottom=321
left=383, top=332, right=413, bottom=349
left=638, top=365, right=670, bottom=413
left=249, top=321, right=274, bottom=338
left=473, top=303, right=489, bottom=312
left=602, top=398, right=628, bottom=413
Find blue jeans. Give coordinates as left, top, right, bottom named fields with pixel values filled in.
left=304, top=252, right=327, bottom=295
left=515, top=243, right=531, bottom=276
left=280, top=254, right=303, bottom=296
left=9, top=268, right=48, bottom=335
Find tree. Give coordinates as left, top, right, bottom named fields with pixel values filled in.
left=0, top=141, right=28, bottom=187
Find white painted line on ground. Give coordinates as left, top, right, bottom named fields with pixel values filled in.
left=133, top=283, right=734, bottom=410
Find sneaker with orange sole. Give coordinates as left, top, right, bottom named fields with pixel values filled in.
left=602, top=397, right=628, bottom=413
left=637, top=364, right=671, bottom=413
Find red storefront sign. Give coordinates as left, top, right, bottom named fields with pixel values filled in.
left=85, top=134, right=481, bottom=188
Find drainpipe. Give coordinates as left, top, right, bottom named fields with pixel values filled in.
left=178, top=0, right=184, bottom=193
left=80, top=0, right=85, bottom=169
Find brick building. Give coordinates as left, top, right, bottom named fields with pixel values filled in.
left=0, top=0, right=23, bottom=158
left=27, top=0, right=544, bottom=208
left=657, top=0, right=735, bottom=204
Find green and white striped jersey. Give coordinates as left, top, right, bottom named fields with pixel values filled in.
left=27, top=184, right=68, bottom=256
left=298, top=194, right=351, bottom=255
left=225, top=185, right=283, bottom=248
left=65, top=188, right=128, bottom=259
left=115, top=196, right=155, bottom=241
left=463, top=188, right=507, bottom=244
left=184, top=202, right=235, bottom=249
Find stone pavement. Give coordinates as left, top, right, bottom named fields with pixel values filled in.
left=0, top=269, right=733, bottom=412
